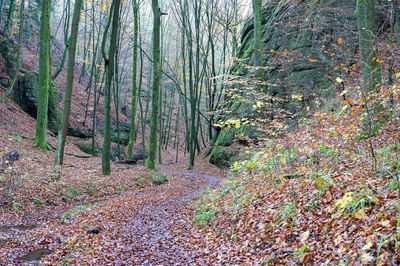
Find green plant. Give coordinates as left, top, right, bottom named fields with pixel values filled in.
left=231, top=234, right=238, bottom=241
left=80, top=143, right=99, bottom=156
left=150, top=173, right=168, bottom=186
left=33, top=198, right=43, bottom=205
left=276, top=201, right=297, bottom=225
left=60, top=204, right=92, bottom=224
left=135, top=175, right=145, bottom=188
left=195, top=207, right=217, bottom=226
left=114, top=184, right=128, bottom=194
left=62, top=187, right=82, bottom=201
left=312, top=171, right=334, bottom=197
left=293, top=244, right=309, bottom=259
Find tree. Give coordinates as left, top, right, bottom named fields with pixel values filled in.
left=1, top=0, right=25, bottom=103
left=54, top=0, right=83, bottom=166
left=101, top=0, right=122, bottom=175
left=3, top=0, right=16, bottom=37
left=34, top=0, right=51, bottom=151
left=127, top=0, right=140, bottom=160
left=252, top=0, right=262, bottom=79
left=146, top=0, right=162, bottom=170
left=355, top=0, right=381, bottom=92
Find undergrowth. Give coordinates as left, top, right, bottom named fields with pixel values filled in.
left=194, top=91, right=400, bottom=264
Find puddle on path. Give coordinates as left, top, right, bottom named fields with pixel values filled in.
left=16, top=249, right=53, bottom=263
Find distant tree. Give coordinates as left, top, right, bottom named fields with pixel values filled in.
left=34, top=0, right=51, bottom=151
left=54, top=0, right=83, bottom=166
left=3, top=0, right=16, bottom=36
left=146, top=0, right=162, bottom=170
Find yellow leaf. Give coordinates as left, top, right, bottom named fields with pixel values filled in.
left=338, top=38, right=343, bottom=45
left=355, top=209, right=366, bottom=220
left=334, top=192, right=353, bottom=212
left=340, top=90, right=348, bottom=96
left=309, top=59, right=318, bottom=63
left=336, top=77, right=343, bottom=83
left=360, top=253, right=374, bottom=264
left=300, top=230, right=310, bottom=243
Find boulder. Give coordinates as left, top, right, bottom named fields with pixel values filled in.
left=209, top=146, right=238, bottom=169
left=230, top=0, right=363, bottom=130
left=0, top=150, right=20, bottom=169
left=0, top=39, right=91, bottom=138
left=87, top=225, right=100, bottom=234
left=214, top=128, right=235, bottom=147
left=131, top=147, right=148, bottom=161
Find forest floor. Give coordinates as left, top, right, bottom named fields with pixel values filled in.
left=0, top=86, right=228, bottom=264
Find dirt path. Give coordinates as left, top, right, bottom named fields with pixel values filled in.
left=7, top=167, right=221, bottom=264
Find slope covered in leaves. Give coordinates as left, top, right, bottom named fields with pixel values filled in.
left=192, top=89, right=400, bottom=264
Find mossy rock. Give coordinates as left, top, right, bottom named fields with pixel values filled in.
left=111, top=130, right=130, bottom=146
left=209, top=146, right=238, bottom=169
left=234, top=0, right=361, bottom=117
left=215, top=128, right=235, bottom=146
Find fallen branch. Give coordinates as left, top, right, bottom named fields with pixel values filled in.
left=114, top=160, right=138, bottom=165
left=47, top=142, right=91, bottom=159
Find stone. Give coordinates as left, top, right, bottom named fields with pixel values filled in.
left=209, top=146, right=238, bottom=169
left=131, top=147, right=148, bottom=161
left=231, top=0, right=363, bottom=132
left=87, top=225, right=100, bottom=234
left=0, top=150, right=20, bottom=168
left=215, top=128, right=235, bottom=147
left=0, top=39, right=91, bottom=139
left=0, top=77, right=10, bottom=87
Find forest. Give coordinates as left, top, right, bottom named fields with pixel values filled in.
left=0, top=0, right=400, bottom=264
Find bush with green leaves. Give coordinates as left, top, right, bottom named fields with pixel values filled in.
left=80, top=143, right=99, bottom=156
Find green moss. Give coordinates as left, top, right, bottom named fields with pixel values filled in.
left=80, top=143, right=99, bottom=156
left=215, top=128, right=235, bottom=146
left=150, top=172, right=168, bottom=186
left=209, top=146, right=238, bottom=169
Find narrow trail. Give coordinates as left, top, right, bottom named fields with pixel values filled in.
left=40, top=167, right=222, bottom=264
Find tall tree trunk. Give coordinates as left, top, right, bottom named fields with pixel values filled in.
left=54, top=0, right=83, bottom=166
left=146, top=0, right=162, bottom=170
left=101, top=0, right=121, bottom=175
left=1, top=0, right=25, bottom=103
left=127, top=0, right=140, bottom=159
left=34, top=0, right=51, bottom=151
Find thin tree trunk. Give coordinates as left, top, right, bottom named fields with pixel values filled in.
left=54, top=0, right=83, bottom=166
left=127, top=0, right=140, bottom=159
left=3, top=0, right=15, bottom=36
left=252, top=0, right=262, bottom=78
